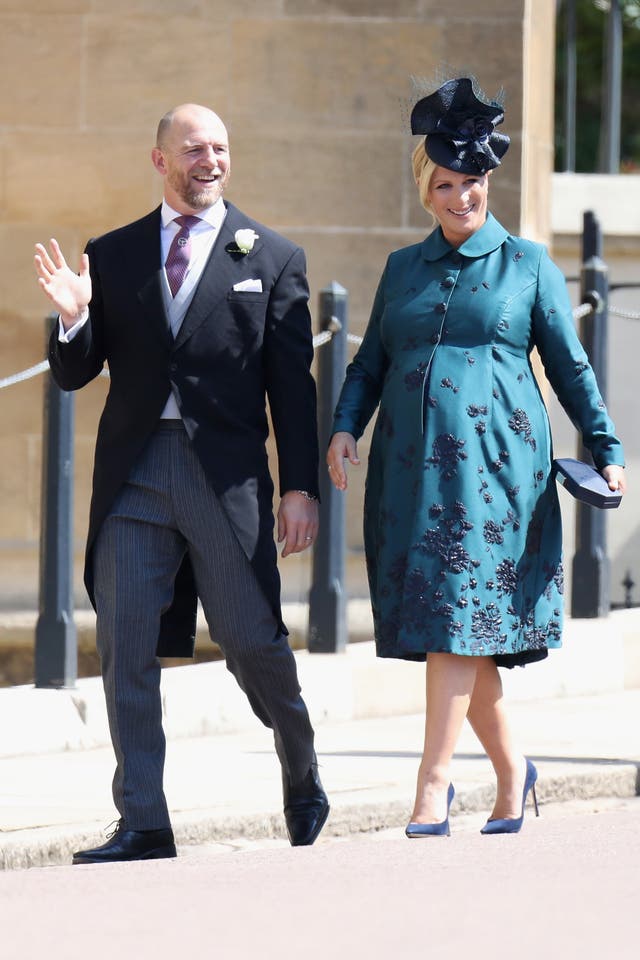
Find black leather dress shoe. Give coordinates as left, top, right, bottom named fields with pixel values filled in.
left=72, top=821, right=177, bottom=865
left=283, top=764, right=330, bottom=846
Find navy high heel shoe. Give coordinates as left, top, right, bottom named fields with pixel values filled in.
left=405, top=783, right=455, bottom=838
left=480, top=759, right=539, bottom=835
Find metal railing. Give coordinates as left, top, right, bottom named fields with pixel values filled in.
left=34, top=315, right=77, bottom=688
left=572, top=211, right=612, bottom=617
left=307, top=284, right=348, bottom=653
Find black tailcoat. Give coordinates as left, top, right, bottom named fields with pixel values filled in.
left=48, top=201, right=319, bottom=656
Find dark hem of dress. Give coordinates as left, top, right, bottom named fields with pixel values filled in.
left=375, top=648, right=550, bottom=668
left=493, top=648, right=549, bottom=669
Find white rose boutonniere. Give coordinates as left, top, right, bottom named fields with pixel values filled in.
left=234, top=228, right=259, bottom=254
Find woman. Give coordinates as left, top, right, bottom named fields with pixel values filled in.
left=327, top=77, right=626, bottom=836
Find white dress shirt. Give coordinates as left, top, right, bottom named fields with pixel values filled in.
left=159, top=197, right=227, bottom=299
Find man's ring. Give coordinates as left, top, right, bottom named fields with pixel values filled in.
left=304, top=536, right=313, bottom=540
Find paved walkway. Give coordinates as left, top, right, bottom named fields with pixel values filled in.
left=1, top=615, right=639, bottom=869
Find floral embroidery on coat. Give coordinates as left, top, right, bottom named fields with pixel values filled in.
left=331, top=214, right=624, bottom=664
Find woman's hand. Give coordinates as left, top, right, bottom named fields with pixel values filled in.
left=327, top=432, right=359, bottom=490
left=601, top=464, right=627, bottom=495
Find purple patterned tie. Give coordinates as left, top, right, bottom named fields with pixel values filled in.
left=165, top=215, right=201, bottom=297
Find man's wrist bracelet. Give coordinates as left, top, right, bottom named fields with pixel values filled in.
left=294, top=490, right=318, bottom=502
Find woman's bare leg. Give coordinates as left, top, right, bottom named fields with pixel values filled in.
left=466, top=657, right=526, bottom=820
left=409, top=652, right=478, bottom=824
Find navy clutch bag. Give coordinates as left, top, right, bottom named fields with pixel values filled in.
left=553, top=458, right=622, bottom=510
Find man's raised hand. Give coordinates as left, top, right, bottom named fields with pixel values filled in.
left=34, top=239, right=91, bottom=330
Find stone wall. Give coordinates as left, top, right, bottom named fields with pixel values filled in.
left=0, top=0, right=556, bottom=608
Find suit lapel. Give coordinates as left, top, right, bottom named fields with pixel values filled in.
left=173, top=202, right=263, bottom=350
left=131, top=208, right=173, bottom=349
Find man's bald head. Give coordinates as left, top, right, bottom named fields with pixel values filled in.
left=155, top=104, right=227, bottom=151
left=151, top=104, right=231, bottom=214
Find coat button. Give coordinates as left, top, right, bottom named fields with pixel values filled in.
left=431, top=332, right=440, bottom=344
left=169, top=362, right=178, bottom=372
left=435, top=302, right=447, bottom=314
left=441, top=276, right=455, bottom=288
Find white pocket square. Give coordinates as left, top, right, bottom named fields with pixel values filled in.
left=233, top=278, right=263, bottom=292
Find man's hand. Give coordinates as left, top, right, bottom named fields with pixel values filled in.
left=34, top=238, right=92, bottom=330
left=277, top=491, right=319, bottom=558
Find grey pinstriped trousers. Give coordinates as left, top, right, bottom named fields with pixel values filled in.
left=93, top=423, right=316, bottom=830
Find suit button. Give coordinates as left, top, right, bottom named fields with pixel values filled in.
left=169, top=362, right=178, bottom=373
left=435, top=302, right=447, bottom=314
left=431, top=332, right=440, bottom=344
left=441, top=277, right=455, bottom=288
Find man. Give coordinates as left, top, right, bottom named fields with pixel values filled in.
left=34, top=104, right=329, bottom=863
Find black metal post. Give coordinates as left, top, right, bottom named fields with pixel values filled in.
left=622, top=570, right=635, bottom=608
left=308, top=283, right=348, bottom=653
left=35, top=313, right=77, bottom=687
left=571, top=212, right=610, bottom=618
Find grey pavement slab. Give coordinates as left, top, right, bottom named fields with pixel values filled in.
left=1, top=688, right=638, bottom=870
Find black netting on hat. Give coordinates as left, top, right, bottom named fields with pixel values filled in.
left=410, top=77, right=510, bottom=174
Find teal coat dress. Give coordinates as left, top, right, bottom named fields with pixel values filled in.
left=332, top=214, right=624, bottom=665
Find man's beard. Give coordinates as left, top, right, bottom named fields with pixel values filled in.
left=170, top=169, right=228, bottom=209
left=185, top=181, right=226, bottom=208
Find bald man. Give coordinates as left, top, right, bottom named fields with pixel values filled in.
left=35, top=104, right=329, bottom=863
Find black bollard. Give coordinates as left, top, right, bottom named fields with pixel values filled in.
left=35, top=313, right=77, bottom=687
left=308, top=283, right=348, bottom=653
left=571, top=212, right=610, bottom=618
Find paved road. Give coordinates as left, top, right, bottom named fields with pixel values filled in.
left=2, top=796, right=638, bottom=960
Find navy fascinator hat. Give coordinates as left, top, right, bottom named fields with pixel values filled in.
left=410, top=77, right=510, bottom=174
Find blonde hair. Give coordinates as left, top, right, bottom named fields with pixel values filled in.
left=411, top=139, right=438, bottom=219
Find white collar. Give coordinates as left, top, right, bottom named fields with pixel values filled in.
left=160, top=198, right=226, bottom=230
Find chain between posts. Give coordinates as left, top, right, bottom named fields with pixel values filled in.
left=609, top=305, right=640, bottom=320
left=6, top=299, right=640, bottom=390
left=0, top=362, right=109, bottom=389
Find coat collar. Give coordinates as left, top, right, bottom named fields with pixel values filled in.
left=420, top=212, right=509, bottom=262
left=133, top=207, right=172, bottom=349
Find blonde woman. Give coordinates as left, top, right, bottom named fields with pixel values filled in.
left=327, top=77, right=626, bottom=837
